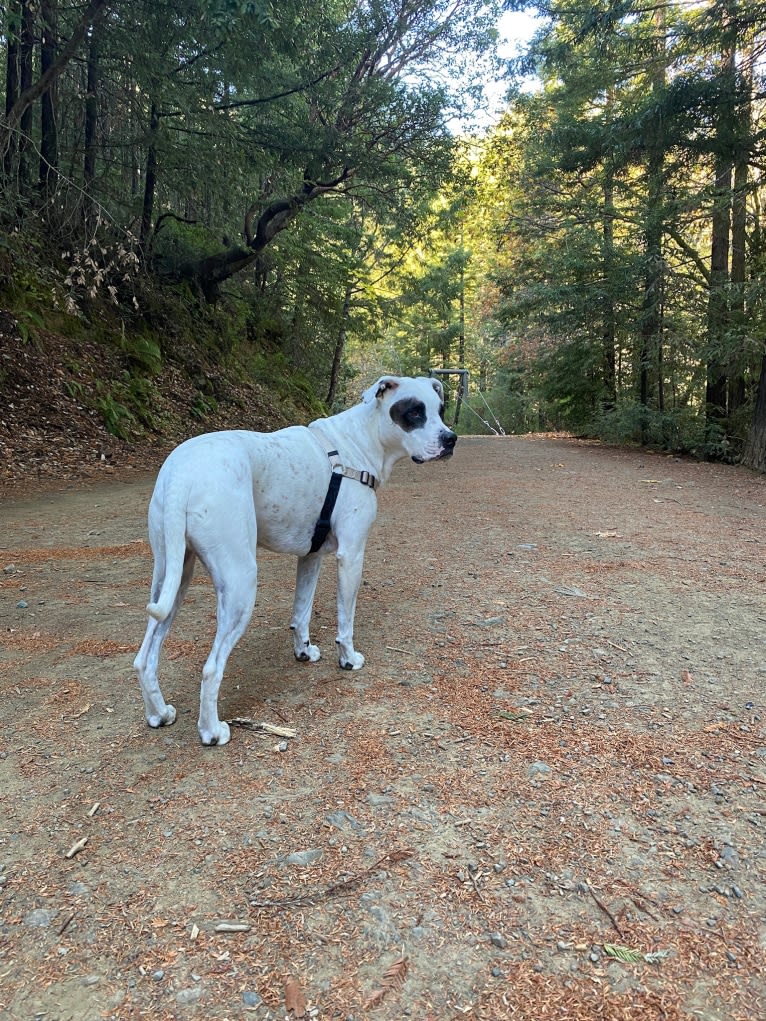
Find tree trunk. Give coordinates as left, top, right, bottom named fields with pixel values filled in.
left=639, top=5, right=667, bottom=443
left=39, top=0, right=58, bottom=196
left=327, top=279, right=353, bottom=406
left=455, top=257, right=465, bottom=425
left=83, top=25, right=99, bottom=195
left=742, top=352, right=766, bottom=472
left=705, top=10, right=737, bottom=444
left=728, top=43, right=750, bottom=418
left=4, top=1, right=22, bottom=180
left=18, top=0, right=34, bottom=188
left=601, top=164, right=616, bottom=411
left=4, top=0, right=106, bottom=138
left=705, top=151, right=732, bottom=430
left=139, top=102, right=160, bottom=254
left=174, top=170, right=351, bottom=302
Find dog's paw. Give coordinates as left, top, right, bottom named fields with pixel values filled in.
left=295, top=642, right=321, bottom=663
left=338, top=650, right=365, bottom=671
left=199, top=720, right=231, bottom=747
left=147, top=704, right=177, bottom=728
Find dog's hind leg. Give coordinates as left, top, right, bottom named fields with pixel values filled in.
left=134, top=549, right=196, bottom=728
left=197, top=553, right=258, bottom=747
left=291, top=553, right=323, bottom=662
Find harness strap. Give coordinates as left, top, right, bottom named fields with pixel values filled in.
left=309, top=448, right=378, bottom=554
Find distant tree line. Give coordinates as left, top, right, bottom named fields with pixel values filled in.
left=464, top=0, right=766, bottom=468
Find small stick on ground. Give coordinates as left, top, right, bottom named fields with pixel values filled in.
left=586, top=883, right=623, bottom=936
left=64, top=837, right=88, bottom=859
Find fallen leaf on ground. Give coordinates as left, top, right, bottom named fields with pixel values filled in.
left=364, top=956, right=409, bottom=1009
left=284, top=975, right=306, bottom=1017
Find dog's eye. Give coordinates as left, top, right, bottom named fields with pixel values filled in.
left=390, top=398, right=427, bottom=431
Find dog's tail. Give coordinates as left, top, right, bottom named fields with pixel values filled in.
left=146, top=483, right=188, bottom=623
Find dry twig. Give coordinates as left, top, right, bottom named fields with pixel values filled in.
left=64, top=836, right=88, bottom=859
left=250, top=849, right=413, bottom=908
left=585, top=883, right=623, bottom=936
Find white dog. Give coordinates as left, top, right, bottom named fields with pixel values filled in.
left=133, top=375, right=457, bottom=745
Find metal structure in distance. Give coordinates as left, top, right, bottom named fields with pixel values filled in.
left=429, top=367, right=469, bottom=426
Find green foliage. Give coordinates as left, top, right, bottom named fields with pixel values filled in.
left=15, top=309, right=46, bottom=347
left=244, top=347, right=326, bottom=419
left=532, top=336, right=606, bottom=433
left=95, top=373, right=160, bottom=439
left=190, top=392, right=219, bottom=421
left=119, top=333, right=163, bottom=376
left=593, top=402, right=705, bottom=453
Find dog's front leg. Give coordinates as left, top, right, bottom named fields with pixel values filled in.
left=291, top=553, right=323, bottom=662
left=335, top=545, right=366, bottom=670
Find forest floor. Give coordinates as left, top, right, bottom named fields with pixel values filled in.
left=1, top=427, right=765, bottom=1021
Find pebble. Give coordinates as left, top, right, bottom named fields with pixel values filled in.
left=528, top=761, right=552, bottom=779
left=326, top=810, right=363, bottom=831
left=489, top=932, right=507, bottom=949
left=243, top=991, right=263, bottom=1007
left=16, top=600, right=28, bottom=609
left=24, top=908, right=57, bottom=928
left=366, top=793, right=394, bottom=807
left=152, top=970, right=165, bottom=981
left=3, top=564, right=16, bottom=575
left=720, top=844, right=739, bottom=867
left=175, top=986, right=202, bottom=1005
left=283, top=848, right=323, bottom=866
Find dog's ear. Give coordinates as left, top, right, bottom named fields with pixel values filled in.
left=430, top=378, right=444, bottom=401
left=363, top=376, right=400, bottom=403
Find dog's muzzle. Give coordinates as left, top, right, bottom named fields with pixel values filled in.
left=412, top=430, right=458, bottom=464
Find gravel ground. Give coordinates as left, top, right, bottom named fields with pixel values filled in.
left=1, top=434, right=765, bottom=1020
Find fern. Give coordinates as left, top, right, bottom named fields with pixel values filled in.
left=603, top=944, right=643, bottom=964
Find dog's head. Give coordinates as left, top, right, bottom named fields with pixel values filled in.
left=363, top=375, right=457, bottom=463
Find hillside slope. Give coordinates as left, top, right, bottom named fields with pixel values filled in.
left=0, top=312, right=308, bottom=493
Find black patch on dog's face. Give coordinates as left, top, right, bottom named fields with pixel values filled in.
left=390, top=397, right=427, bottom=432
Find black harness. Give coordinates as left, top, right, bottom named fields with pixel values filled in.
left=309, top=448, right=378, bottom=553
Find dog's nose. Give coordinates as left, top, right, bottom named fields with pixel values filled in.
left=442, top=430, right=457, bottom=451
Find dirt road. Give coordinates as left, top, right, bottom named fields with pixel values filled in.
left=1, top=435, right=765, bottom=1020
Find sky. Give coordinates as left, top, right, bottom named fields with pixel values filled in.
left=497, top=7, right=544, bottom=60
left=485, top=7, right=545, bottom=117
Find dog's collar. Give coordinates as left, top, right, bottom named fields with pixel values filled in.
left=309, top=448, right=378, bottom=554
